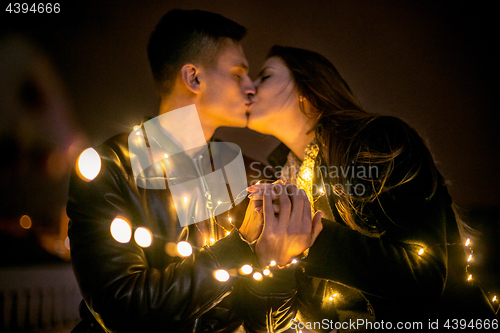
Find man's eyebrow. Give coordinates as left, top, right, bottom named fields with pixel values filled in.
left=233, top=63, right=249, bottom=72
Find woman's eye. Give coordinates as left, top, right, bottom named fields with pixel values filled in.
left=260, top=75, right=271, bottom=82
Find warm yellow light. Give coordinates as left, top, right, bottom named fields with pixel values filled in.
left=177, top=241, right=192, bottom=257
left=467, top=274, right=472, bottom=281
left=209, top=238, right=215, bottom=245
left=136, top=131, right=140, bottom=136
left=270, top=260, right=277, bottom=267
left=133, top=125, right=139, bottom=131
left=492, top=295, right=497, bottom=303
left=225, top=230, right=231, bottom=236
left=19, top=215, right=32, bottom=229
left=228, top=217, right=232, bottom=223
left=319, top=188, right=325, bottom=195
left=240, top=264, right=253, bottom=275
left=418, top=248, right=424, bottom=256
left=214, top=269, right=230, bottom=282
left=184, top=197, right=188, bottom=204
left=164, top=153, right=168, bottom=158
left=263, top=268, right=271, bottom=276
left=467, top=254, right=472, bottom=262
left=77, top=148, right=101, bottom=181
left=291, top=259, right=298, bottom=264
left=253, top=272, right=263, bottom=281
left=301, top=168, right=313, bottom=181
left=217, top=201, right=222, bottom=205
left=110, top=217, right=132, bottom=243
left=134, top=227, right=152, bottom=247
left=465, top=238, right=471, bottom=247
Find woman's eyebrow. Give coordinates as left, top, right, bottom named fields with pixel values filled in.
left=258, top=66, right=271, bottom=77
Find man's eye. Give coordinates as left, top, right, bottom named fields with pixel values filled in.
left=261, top=75, right=271, bottom=82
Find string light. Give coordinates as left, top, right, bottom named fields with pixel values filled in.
left=134, top=227, right=152, bottom=247
left=263, top=268, right=271, bottom=276
left=269, top=260, right=277, bottom=267
left=239, top=265, right=253, bottom=275
left=418, top=248, right=424, bottom=256
left=214, top=269, right=230, bottom=282
left=110, top=217, right=132, bottom=243
left=76, top=147, right=101, bottom=181
left=467, top=274, right=472, bottom=282
left=176, top=241, right=192, bottom=257
left=465, top=238, right=471, bottom=247
left=253, top=272, right=263, bottom=281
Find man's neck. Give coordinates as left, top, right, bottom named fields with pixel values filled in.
left=159, top=98, right=216, bottom=142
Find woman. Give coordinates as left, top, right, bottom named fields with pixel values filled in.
left=246, top=46, right=497, bottom=331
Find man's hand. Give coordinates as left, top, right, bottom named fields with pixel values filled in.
left=251, top=182, right=323, bottom=267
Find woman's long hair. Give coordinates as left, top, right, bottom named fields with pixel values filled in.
left=267, top=45, right=438, bottom=235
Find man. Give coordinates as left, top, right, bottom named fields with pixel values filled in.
left=68, top=9, right=320, bottom=332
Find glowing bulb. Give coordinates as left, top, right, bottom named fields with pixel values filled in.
left=214, top=269, right=230, bottom=282
left=301, top=168, right=313, bottom=181
left=492, top=295, right=497, bottom=302
left=184, top=197, right=188, bottom=204
left=133, top=125, right=139, bottom=131
left=134, top=227, right=152, bottom=247
left=177, top=241, right=192, bottom=257
left=465, top=238, right=471, bottom=247
left=240, top=264, right=253, bottom=275
left=136, top=131, right=140, bottom=136
left=209, top=238, right=215, bottom=244
left=20, top=215, right=32, bottom=229
left=225, top=230, right=231, bottom=236
left=77, top=148, right=101, bottom=181
left=328, top=296, right=334, bottom=301
left=253, top=272, right=263, bottom=281
left=418, top=248, right=424, bottom=256
left=270, top=260, right=277, bottom=267
left=228, top=217, right=232, bottom=223
left=319, top=188, right=325, bottom=195
left=291, top=259, right=298, bottom=264
left=262, top=268, right=271, bottom=276
left=467, top=254, right=472, bottom=262
left=467, top=274, right=472, bottom=281
left=164, top=153, right=168, bottom=158
left=110, top=217, right=132, bottom=243
left=218, top=201, right=222, bottom=205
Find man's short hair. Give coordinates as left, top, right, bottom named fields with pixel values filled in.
left=147, top=9, right=246, bottom=96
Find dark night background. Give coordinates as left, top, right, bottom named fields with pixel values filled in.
left=1, top=0, right=499, bottom=329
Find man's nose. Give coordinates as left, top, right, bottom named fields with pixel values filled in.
left=243, top=77, right=256, bottom=97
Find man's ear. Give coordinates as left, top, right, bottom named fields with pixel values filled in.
left=180, top=64, right=201, bottom=94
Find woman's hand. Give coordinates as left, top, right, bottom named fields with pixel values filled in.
left=253, top=182, right=323, bottom=267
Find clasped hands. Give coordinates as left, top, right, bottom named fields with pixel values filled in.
left=239, top=180, right=323, bottom=268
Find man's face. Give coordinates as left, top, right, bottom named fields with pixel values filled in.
left=198, top=40, right=255, bottom=128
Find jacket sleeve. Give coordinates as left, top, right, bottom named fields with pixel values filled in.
left=236, top=268, right=297, bottom=333
left=67, top=139, right=257, bottom=332
left=305, top=116, right=448, bottom=303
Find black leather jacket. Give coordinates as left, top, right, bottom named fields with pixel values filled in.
left=268, top=116, right=496, bottom=332
left=67, top=131, right=296, bottom=333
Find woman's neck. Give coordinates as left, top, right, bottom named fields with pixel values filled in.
left=274, top=116, right=316, bottom=161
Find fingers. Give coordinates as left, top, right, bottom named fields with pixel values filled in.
left=309, top=211, right=324, bottom=246
left=276, top=183, right=291, bottom=227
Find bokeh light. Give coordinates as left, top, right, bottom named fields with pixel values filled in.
left=214, top=269, right=230, bottom=282
left=177, top=241, right=193, bottom=257
left=134, top=227, right=152, bottom=247
left=110, top=217, right=132, bottom=243
left=77, top=147, right=101, bottom=181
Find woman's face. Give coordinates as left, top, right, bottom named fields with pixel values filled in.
left=247, top=57, right=299, bottom=134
